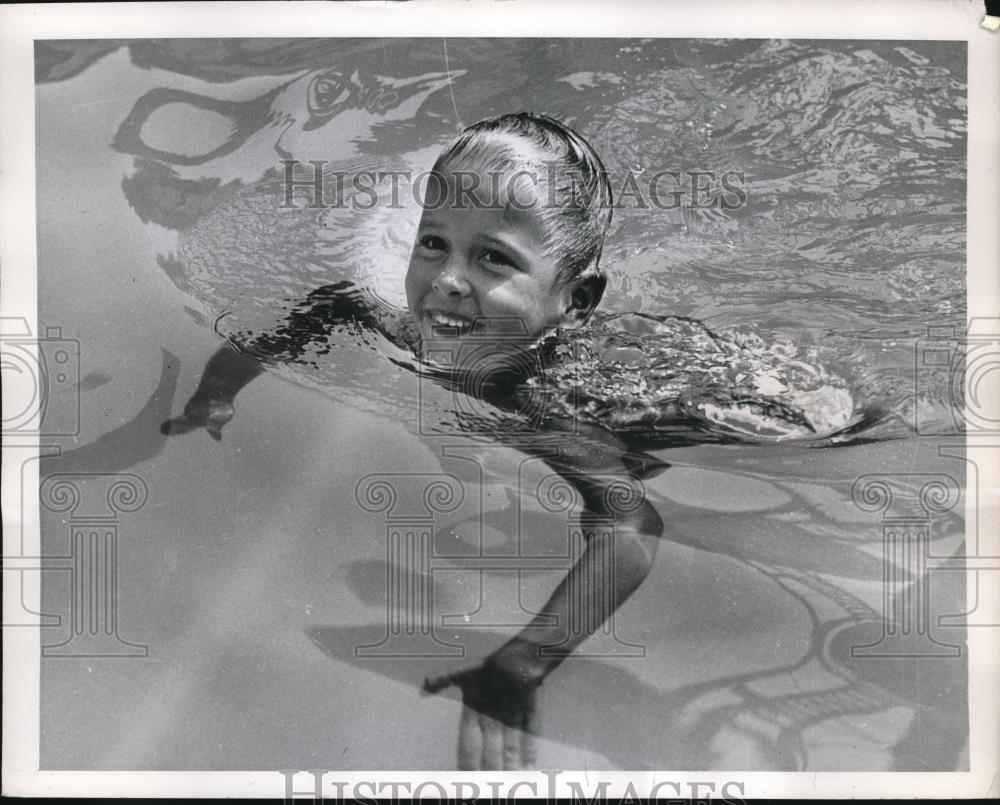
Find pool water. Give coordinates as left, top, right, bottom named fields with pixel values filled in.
left=34, top=38, right=968, bottom=772
left=157, top=37, right=967, bottom=442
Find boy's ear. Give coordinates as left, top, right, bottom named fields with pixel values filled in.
left=562, top=273, right=606, bottom=326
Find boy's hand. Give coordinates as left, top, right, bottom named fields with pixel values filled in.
left=160, top=396, right=235, bottom=441
left=423, top=641, right=545, bottom=770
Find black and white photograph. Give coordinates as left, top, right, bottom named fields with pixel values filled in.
left=2, top=0, right=998, bottom=799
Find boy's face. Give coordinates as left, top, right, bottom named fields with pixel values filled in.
left=405, top=170, right=579, bottom=365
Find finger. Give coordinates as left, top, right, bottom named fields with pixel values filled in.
left=160, top=416, right=197, bottom=436
left=423, top=670, right=457, bottom=694
left=520, top=725, right=538, bottom=770
left=423, top=662, right=480, bottom=694
left=502, top=723, right=522, bottom=771
left=479, top=711, right=504, bottom=770
left=207, top=404, right=234, bottom=427
left=457, top=704, right=482, bottom=771
left=205, top=407, right=233, bottom=441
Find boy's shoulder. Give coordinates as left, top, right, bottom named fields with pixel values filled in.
left=534, top=310, right=855, bottom=442
left=542, top=311, right=720, bottom=368
left=524, top=311, right=724, bottom=431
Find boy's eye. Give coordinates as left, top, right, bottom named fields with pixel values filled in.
left=418, top=235, right=447, bottom=251
left=481, top=249, right=515, bottom=269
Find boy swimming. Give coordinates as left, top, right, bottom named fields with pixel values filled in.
left=162, top=112, right=853, bottom=770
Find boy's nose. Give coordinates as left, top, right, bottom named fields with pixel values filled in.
left=432, top=260, right=472, bottom=297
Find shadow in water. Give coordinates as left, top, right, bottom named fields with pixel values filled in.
left=827, top=620, right=968, bottom=771
left=40, top=349, right=179, bottom=475
left=306, top=555, right=968, bottom=771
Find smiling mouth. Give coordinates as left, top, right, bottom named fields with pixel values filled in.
left=426, top=310, right=475, bottom=336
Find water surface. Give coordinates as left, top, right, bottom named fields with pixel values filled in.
left=34, top=38, right=968, bottom=772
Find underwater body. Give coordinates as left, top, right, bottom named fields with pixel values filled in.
left=34, top=38, right=969, bottom=771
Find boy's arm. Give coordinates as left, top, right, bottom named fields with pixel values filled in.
left=425, top=421, right=666, bottom=770
left=159, top=341, right=264, bottom=439
left=162, top=281, right=374, bottom=439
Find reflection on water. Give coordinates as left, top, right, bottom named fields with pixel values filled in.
left=39, top=37, right=966, bottom=442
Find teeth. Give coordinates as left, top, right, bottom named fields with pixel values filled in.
left=429, top=311, right=471, bottom=329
